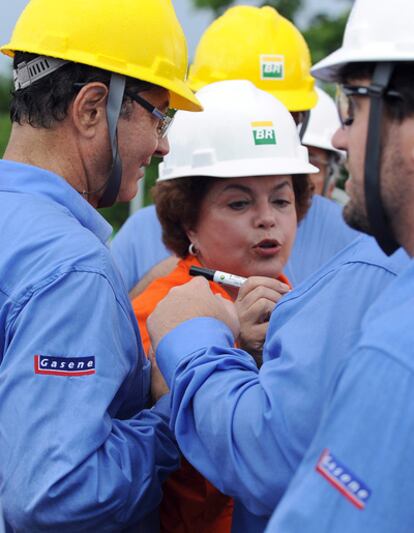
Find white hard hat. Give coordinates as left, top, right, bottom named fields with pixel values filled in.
left=302, top=87, right=343, bottom=154
left=311, top=0, right=414, bottom=82
left=158, top=79, right=318, bottom=181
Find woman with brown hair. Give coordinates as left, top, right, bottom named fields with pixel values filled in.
left=132, top=80, right=317, bottom=533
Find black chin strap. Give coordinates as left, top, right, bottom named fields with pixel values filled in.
left=299, top=110, right=311, bottom=141
left=98, top=73, right=125, bottom=208
left=364, top=62, right=399, bottom=255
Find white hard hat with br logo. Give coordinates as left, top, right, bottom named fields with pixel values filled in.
left=158, top=80, right=318, bottom=181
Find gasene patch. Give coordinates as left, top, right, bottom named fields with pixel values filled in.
left=34, top=355, right=95, bottom=377
left=316, top=449, right=371, bottom=509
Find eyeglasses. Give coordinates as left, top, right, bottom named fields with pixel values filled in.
left=125, top=90, right=174, bottom=138
left=73, top=82, right=175, bottom=138
left=336, top=84, right=403, bottom=127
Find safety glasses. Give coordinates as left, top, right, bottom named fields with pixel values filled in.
left=125, top=91, right=174, bottom=138
left=73, top=83, right=175, bottom=139
left=336, top=84, right=403, bottom=127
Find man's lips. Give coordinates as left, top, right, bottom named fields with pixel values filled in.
left=345, top=176, right=353, bottom=196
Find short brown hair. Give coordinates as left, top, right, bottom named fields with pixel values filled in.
left=11, top=52, right=156, bottom=128
left=153, top=175, right=313, bottom=258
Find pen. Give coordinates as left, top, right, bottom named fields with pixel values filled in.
left=189, top=266, right=247, bottom=288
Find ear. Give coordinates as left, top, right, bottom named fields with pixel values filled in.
left=185, top=227, right=198, bottom=244
left=70, top=83, right=108, bottom=139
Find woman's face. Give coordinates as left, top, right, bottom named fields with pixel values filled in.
left=187, top=175, right=297, bottom=278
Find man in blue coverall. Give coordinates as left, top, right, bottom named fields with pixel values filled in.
left=0, top=0, right=202, bottom=530
left=145, top=1, right=412, bottom=532
left=266, top=0, right=414, bottom=530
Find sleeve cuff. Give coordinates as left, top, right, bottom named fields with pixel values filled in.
left=156, top=317, right=235, bottom=386
left=152, top=392, right=171, bottom=418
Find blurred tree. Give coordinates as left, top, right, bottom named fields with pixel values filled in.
left=0, top=76, right=12, bottom=157
left=261, top=0, right=302, bottom=22
left=0, top=76, right=12, bottom=114
left=192, top=0, right=303, bottom=21
left=143, top=159, right=161, bottom=206
left=0, top=113, right=11, bottom=157
left=192, top=0, right=233, bottom=17
left=303, top=10, right=350, bottom=64
left=99, top=203, right=130, bottom=235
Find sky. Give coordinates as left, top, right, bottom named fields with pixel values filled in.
left=0, top=0, right=349, bottom=76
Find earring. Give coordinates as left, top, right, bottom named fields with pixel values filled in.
left=188, top=243, right=198, bottom=256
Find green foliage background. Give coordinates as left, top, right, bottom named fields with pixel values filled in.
left=0, top=0, right=353, bottom=232
left=0, top=76, right=11, bottom=157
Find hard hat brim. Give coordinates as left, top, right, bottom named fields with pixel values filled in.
left=158, top=157, right=319, bottom=181
left=312, top=45, right=414, bottom=83
left=302, top=134, right=344, bottom=155
left=0, top=43, right=203, bottom=112
left=190, top=76, right=318, bottom=112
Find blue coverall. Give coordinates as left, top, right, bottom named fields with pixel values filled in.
left=155, top=235, right=408, bottom=532
left=0, top=160, right=179, bottom=532
left=266, top=258, right=414, bottom=532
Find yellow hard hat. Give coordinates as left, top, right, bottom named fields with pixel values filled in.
left=1, top=0, right=202, bottom=112
left=188, top=5, right=317, bottom=111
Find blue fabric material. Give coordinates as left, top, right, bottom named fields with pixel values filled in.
left=0, top=160, right=179, bottom=532
left=283, top=194, right=360, bottom=285
left=266, top=258, right=414, bottom=532
left=155, top=235, right=409, bottom=532
left=111, top=196, right=359, bottom=292
left=111, top=205, right=170, bottom=292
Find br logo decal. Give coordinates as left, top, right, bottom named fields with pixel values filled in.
left=34, top=355, right=96, bottom=377
left=260, top=55, right=284, bottom=80
left=316, top=449, right=371, bottom=509
left=251, top=121, right=277, bottom=145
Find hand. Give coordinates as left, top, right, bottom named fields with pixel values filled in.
left=147, top=277, right=240, bottom=350
left=235, top=276, right=290, bottom=366
left=149, top=346, right=169, bottom=403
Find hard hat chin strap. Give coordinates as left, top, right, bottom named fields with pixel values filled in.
left=299, top=110, right=310, bottom=141
left=98, top=73, right=125, bottom=208
left=364, top=62, right=399, bottom=256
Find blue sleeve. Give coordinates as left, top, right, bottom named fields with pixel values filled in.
left=111, top=206, right=170, bottom=291
left=155, top=250, right=404, bottom=519
left=0, top=271, right=179, bottom=532
left=157, top=318, right=307, bottom=517
left=266, top=349, right=414, bottom=532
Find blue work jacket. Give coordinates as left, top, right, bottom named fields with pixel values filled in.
left=155, top=235, right=408, bottom=532
left=0, top=161, right=179, bottom=532
left=267, top=258, right=414, bottom=532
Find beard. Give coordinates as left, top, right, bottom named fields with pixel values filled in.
left=343, top=125, right=410, bottom=249
left=342, top=177, right=373, bottom=235
left=380, top=136, right=413, bottom=251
